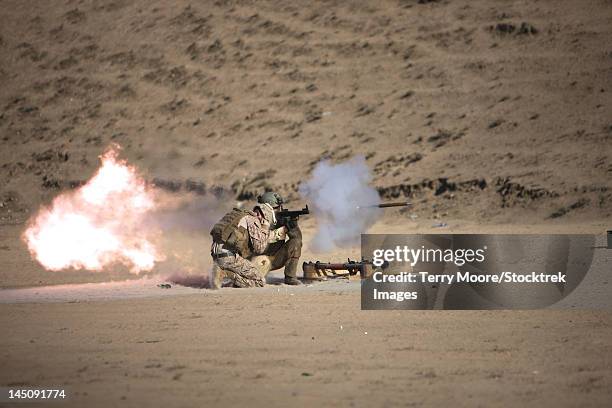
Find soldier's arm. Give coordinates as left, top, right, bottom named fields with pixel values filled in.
left=268, top=226, right=287, bottom=243
left=243, top=216, right=271, bottom=254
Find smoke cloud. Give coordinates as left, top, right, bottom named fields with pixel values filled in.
left=299, top=156, right=381, bottom=252
left=146, top=193, right=229, bottom=288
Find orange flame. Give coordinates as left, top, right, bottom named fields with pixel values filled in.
left=23, top=145, right=164, bottom=273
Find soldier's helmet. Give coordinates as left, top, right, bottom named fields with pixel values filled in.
left=257, top=192, right=283, bottom=209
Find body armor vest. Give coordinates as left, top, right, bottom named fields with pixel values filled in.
left=210, top=208, right=254, bottom=257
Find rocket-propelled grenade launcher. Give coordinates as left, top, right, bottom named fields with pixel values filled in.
left=273, top=200, right=407, bottom=231
left=303, top=258, right=376, bottom=280
left=274, top=202, right=407, bottom=227
left=275, top=205, right=309, bottom=228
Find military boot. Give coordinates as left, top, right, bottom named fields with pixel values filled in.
left=284, top=258, right=302, bottom=285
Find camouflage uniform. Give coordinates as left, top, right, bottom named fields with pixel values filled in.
left=259, top=226, right=302, bottom=279
left=213, top=254, right=263, bottom=288
left=211, top=208, right=285, bottom=288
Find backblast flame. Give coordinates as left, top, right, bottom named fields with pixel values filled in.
left=23, top=145, right=164, bottom=273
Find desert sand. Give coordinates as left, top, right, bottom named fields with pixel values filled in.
left=1, top=0, right=611, bottom=406
left=1, top=287, right=611, bottom=407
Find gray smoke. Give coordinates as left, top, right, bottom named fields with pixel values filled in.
left=145, top=193, right=229, bottom=288
left=150, top=194, right=227, bottom=233
left=299, top=156, right=381, bottom=252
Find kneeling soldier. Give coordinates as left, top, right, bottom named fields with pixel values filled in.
left=210, top=191, right=301, bottom=287
left=256, top=192, right=302, bottom=286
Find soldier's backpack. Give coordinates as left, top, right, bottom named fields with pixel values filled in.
left=210, top=208, right=255, bottom=257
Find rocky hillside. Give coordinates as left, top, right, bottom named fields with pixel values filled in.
left=1, top=0, right=610, bottom=225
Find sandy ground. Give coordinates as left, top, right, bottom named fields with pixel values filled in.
left=1, top=224, right=611, bottom=407
left=1, top=288, right=612, bottom=407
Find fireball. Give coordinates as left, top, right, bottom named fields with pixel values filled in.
left=23, top=145, right=164, bottom=273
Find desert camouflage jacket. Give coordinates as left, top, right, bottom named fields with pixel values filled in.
left=238, top=213, right=284, bottom=254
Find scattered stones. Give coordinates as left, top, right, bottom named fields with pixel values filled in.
left=489, top=22, right=538, bottom=36
left=549, top=198, right=590, bottom=219
left=160, top=98, right=189, bottom=113
left=494, top=23, right=515, bottom=34
left=374, top=153, right=423, bottom=176
left=0, top=191, right=28, bottom=224
left=496, top=178, right=558, bottom=208
left=488, top=119, right=504, bottom=129
left=306, top=146, right=353, bottom=171
left=55, top=56, right=78, bottom=70
left=41, top=175, right=84, bottom=189
left=208, top=39, right=223, bottom=53
left=185, top=180, right=206, bottom=195
left=304, top=110, right=322, bottom=123
left=64, top=8, right=86, bottom=24
left=117, top=84, right=136, bottom=98
left=427, top=129, right=464, bottom=148
left=355, top=104, right=375, bottom=117
left=151, top=178, right=181, bottom=193
left=517, top=22, right=538, bottom=35
left=377, top=178, right=487, bottom=199
left=18, top=106, right=38, bottom=114
left=144, top=66, right=191, bottom=89
left=151, top=178, right=208, bottom=195
left=193, top=156, right=206, bottom=167
left=17, top=43, right=47, bottom=62
left=233, top=169, right=277, bottom=200
left=32, top=149, right=69, bottom=162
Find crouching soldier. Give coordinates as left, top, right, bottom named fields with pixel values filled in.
left=210, top=192, right=302, bottom=288
left=254, top=192, right=302, bottom=286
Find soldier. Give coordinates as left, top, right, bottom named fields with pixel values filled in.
left=255, top=192, right=302, bottom=286
left=210, top=192, right=302, bottom=288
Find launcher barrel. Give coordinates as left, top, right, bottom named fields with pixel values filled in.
left=302, top=259, right=374, bottom=279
